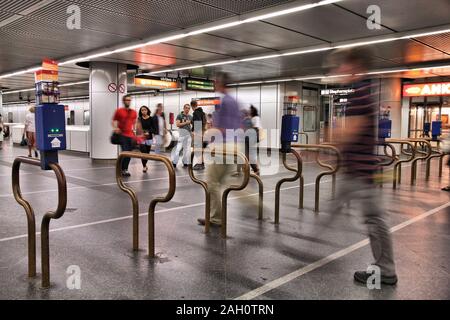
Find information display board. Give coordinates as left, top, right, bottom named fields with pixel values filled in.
left=185, top=78, right=215, bottom=92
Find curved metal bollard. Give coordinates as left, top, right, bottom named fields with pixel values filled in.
left=292, top=144, right=341, bottom=213
left=424, top=139, right=445, bottom=178
left=407, top=138, right=432, bottom=185
left=189, top=147, right=263, bottom=236
left=274, top=149, right=302, bottom=224
left=12, top=156, right=67, bottom=289
left=116, top=152, right=175, bottom=257
left=385, top=139, right=416, bottom=188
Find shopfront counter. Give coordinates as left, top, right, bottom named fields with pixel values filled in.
left=10, top=124, right=90, bottom=153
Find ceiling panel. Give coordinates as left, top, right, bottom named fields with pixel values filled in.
left=337, top=0, right=450, bottom=32
left=191, top=0, right=298, bottom=14
left=133, top=43, right=230, bottom=62
left=210, top=21, right=325, bottom=50
left=265, top=5, right=393, bottom=42
left=168, top=33, right=273, bottom=57
left=415, top=32, right=450, bottom=54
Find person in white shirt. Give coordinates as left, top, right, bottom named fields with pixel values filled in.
left=249, top=105, right=261, bottom=175
left=152, top=103, right=167, bottom=154
left=0, top=114, right=4, bottom=150
left=24, top=106, right=38, bottom=158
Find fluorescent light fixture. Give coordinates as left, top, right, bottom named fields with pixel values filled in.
left=149, top=69, right=175, bottom=75
left=2, top=88, right=35, bottom=95
left=59, top=80, right=89, bottom=87
left=282, top=47, right=332, bottom=56
left=264, top=78, right=294, bottom=83
left=240, top=54, right=281, bottom=62
left=243, top=0, right=343, bottom=23
left=359, top=69, right=409, bottom=75
left=174, top=65, right=203, bottom=71
left=203, top=60, right=239, bottom=67
left=334, top=37, right=398, bottom=49
left=188, top=22, right=244, bottom=35
left=401, top=28, right=450, bottom=39
left=145, top=34, right=188, bottom=45
left=0, top=67, right=41, bottom=79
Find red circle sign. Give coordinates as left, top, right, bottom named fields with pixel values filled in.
left=119, top=84, right=125, bottom=94
left=108, top=83, right=117, bottom=93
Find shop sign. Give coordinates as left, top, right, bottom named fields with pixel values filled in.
left=403, top=82, right=450, bottom=97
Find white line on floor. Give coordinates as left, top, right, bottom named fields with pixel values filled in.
left=0, top=180, right=323, bottom=243
left=234, top=201, right=450, bottom=300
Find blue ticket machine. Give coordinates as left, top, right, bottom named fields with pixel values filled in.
left=431, top=121, right=442, bottom=140
left=35, top=104, right=67, bottom=170
left=281, top=114, right=299, bottom=153
left=378, top=118, right=392, bottom=140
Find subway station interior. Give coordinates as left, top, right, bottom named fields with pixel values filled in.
left=0, top=0, right=449, bottom=302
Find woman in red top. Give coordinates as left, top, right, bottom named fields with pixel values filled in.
left=112, top=94, right=137, bottom=177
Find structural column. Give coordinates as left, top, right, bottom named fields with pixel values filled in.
left=378, top=78, right=402, bottom=139
left=89, top=62, right=127, bottom=159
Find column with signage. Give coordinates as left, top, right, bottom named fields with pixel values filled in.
left=379, top=78, right=401, bottom=140
left=90, top=62, right=127, bottom=159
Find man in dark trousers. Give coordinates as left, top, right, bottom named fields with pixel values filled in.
left=326, top=48, right=398, bottom=286
left=112, top=94, right=137, bottom=177
left=191, top=99, right=207, bottom=170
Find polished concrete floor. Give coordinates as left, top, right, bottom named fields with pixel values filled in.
left=0, top=140, right=449, bottom=300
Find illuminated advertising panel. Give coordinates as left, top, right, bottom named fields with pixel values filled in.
left=403, top=82, right=450, bottom=97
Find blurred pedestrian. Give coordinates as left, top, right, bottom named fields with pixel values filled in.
left=24, top=105, right=38, bottom=158
left=152, top=103, right=167, bottom=154
left=137, top=105, right=154, bottom=173
left=171, top=104, right=192, bottom=168
left=326, top=47, right=398, bottom=286
left=191, top=99, right=207, bottom=170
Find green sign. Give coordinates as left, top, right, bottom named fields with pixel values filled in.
left=185, top=78, right=215, bottom=92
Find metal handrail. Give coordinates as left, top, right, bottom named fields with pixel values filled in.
left=385, top=138, right=416, bottom=188
left=379, top=142, right=397, bottom=167
left=274, top=149, right=302, bottom=224
left=116, top=151, right=176, bottom=257
left=188, top=147, right=263, bottom=236
left=292, top=144, right=341, bottom=213
left=407, top=138, right=432, bottom=184
left=12, top=156, right=67, bottom=289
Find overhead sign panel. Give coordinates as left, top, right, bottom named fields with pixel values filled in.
left=185, top=78, right=215, bottom=92
left=134, top=75, right=179, bottom=89
left=403, top=82, right=450, bottom=97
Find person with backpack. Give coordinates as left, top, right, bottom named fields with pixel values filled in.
left=191, top=99, right=207, bottom=170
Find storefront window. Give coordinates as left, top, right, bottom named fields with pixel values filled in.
left=303, top=106, right=316, bottom=132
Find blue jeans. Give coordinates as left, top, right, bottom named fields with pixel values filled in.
left=120, top=135, right=134, bottom=171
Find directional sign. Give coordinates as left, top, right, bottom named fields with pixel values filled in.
left=51, top=137, right=61, bottom=149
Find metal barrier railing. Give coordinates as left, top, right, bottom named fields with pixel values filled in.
left=274, top=149, right=302, bottom=224
left=407, top=138, right=432, bottom=184
left=12, top=156, right=67, bottom=289
left=116, top=152, right=175, bottom=257
left=292, top=144, right=341, bottom=213
left=424, top=139, right=445, bottom=178
left=385, top=139, right=416, bottom=188
left=188, top=147, right=263, bottom=237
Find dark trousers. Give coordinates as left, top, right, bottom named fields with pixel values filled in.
left=139, top=144, right=152, bottom=167
left=120, top=135, right=134, bottom=171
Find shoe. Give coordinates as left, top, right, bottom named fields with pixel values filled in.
left=183, top=164, right=189, bottom=168
left=193, top=163, right=205, bottom=171
left=172, top=163, right=177, bottom=168
left=143, top=166, right=148, bottom=173
left=197, top=218, right=221, bottom=227
left=34, top=151, right=39, bottom=158
left=231, top=172, right=242, bottom=177
left=354, top=270, right=398, bottom=286
left=441, top=186, right=450, bottom=191
left=27, top=154, right=32, bottom=158
left=121, top=170, right=131, bottom=177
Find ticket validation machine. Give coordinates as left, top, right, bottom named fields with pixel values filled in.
left=281, top=115, right=300, bottom=153
left=35, top=104, right=67, bottom=170
left=431, top=121, right=442, bottom=140
left=378, top=119, right=392, bottom=140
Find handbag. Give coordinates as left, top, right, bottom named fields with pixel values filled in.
left=20, top=134, right=28, bottom=146
left=110, top=132, right=121, bottom=145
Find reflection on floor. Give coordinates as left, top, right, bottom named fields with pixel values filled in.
left=0, top=141, right=449, bottom=300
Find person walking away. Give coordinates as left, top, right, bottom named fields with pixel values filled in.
left=137, top=106, right=154, bottom=173
left=152, top=103, right=167, bottom=154
left=197, top=72, right=242, bottom=227
left=112, top=94, right=137, bottom=177
left=249, top=105, right=261, bottom=175
left=24, top=106, right=38, bottom=158
left=206, top=113, right=213, bottom=130
left=191, top=100, right=207, bottom=170
left=326, top=47, right=397, bottom=286
left=171, top=104, right=192, bottom=168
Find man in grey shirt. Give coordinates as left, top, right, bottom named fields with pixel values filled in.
left=171, top=104, right=193, bottom=168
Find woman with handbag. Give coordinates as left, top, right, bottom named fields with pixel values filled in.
left=136, top=106, right=154, bottom=173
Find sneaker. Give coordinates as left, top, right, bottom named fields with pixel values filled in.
left=121, top=170, right=131, bottom=177
left=197, top=218, right=221, bottom=227
left=172, top=163, right=177, bottom=168
left=143, top=166, right=148, bottom=173
left=183, top=164, right=189, bottom=168
left=34, top=150, right=39, bottom=158
left=354, top=270, right=398, bottom=286
left=193, top=163, right=205, bottom=171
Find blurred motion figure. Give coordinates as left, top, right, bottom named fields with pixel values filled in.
left=327, top=48, right=398, bottom=286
